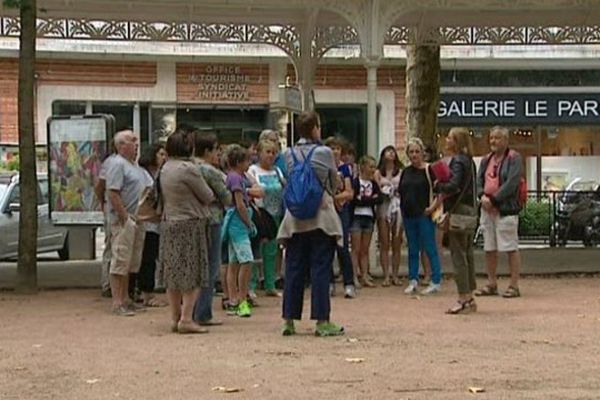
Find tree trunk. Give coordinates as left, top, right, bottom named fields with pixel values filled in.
left=16, top=0, right=38, bottom=294
left=405, top=35, right=441, bottom=148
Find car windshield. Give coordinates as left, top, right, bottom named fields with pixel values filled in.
left=571, top=182, right=598, bottom=191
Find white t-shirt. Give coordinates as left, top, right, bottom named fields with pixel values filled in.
left=247, top=164, right=284, bottom=218
left=354, top=178, right=374, bottom=217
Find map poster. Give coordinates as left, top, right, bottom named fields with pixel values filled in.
left=47, top=115, right=112, bottom=225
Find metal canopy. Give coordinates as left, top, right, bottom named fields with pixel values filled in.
left=2, top=0, right=600, bottom=155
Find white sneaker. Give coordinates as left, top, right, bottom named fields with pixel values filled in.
left=404, top=280, right=418, bottom=294
left=329, top=283, right=336, bottom=297
left=344, top=285, right=356, bottom=299
left=420, top=283, right=441, bottom=295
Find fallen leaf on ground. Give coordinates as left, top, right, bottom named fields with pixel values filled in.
left=14, top=366, right=27, bottom=371
left=32, top=344, right=42, bottom=348
left=468, top=387, right=485, bottom=393
left=252, top=384, right=260, bottom=388
left=347, top=338, right=359, bottom=343
left=86, top=379, right=100, bottom=384
left=212, top=386, right=243, bottom=393
left=345, top=358, right=365, bottom=363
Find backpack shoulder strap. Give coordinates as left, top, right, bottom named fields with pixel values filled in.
left=305, top=144, right=319, bottom=162
left=289, top=147, right=300, bottom=165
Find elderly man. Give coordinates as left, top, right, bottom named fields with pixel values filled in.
left=476, top=126, right=523, bottom=298
left=106, top=130, right=151, bottom=316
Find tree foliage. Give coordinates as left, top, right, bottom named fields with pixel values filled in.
left=3, top=0, right=21, bottom=8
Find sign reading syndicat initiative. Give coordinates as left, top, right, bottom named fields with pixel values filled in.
left=438, top=93, right=600, bottom=125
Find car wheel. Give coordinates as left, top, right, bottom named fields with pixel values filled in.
left=58, top=236, right=69, bottom=260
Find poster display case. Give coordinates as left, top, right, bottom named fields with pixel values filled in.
left=47, top=114, right=114, bottom=225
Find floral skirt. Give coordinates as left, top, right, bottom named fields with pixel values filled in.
left=160, top=218, right=209, bottom=291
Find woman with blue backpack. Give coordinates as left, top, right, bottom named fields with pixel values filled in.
left=277, top=111, right=345, bottom=337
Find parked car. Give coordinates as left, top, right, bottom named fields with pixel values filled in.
left=0, top=172, right=69, bottom=260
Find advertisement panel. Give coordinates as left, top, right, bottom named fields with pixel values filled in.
left=47, top=115, right=113, bottom=225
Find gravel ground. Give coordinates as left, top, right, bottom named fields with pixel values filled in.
left=1, top=276, right=600, bottom=400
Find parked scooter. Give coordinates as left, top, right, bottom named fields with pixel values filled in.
left=554, top=193, right=600, bottom=247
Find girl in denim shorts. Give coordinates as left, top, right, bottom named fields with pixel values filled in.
left=350, top=156, right=382, bottom=288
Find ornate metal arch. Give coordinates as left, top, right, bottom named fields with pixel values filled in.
left=2, top=16, right=600, bottom=47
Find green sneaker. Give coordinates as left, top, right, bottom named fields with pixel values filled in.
left=315, top=321, right=345, bottom=337
left=237, top=300, right=252, bottom=318
left=281, top=321, right=296, bottom=336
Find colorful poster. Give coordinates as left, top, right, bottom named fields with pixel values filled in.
left=48, top=116, right=109, bottom=225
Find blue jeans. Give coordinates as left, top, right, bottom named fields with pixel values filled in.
left=283, top=230, right=336, bottom=321
left=403, top=216, right=442, bottom=284
left=331, top=206, right=354, bottom=286
left=193, top=224, right=222, bottom=322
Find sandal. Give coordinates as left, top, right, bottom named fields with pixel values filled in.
left=474, top=284, right=498, bottom=297
left=391, top=277, right=402, bottom=286
left=445, top=299, right=476, bottom=315
left=502, top=286, right=521, bottom=298
left=381, top=278, right=391, bottom=287
left=361, top=278, right=376, bottom=288
left=143, top=297, right=168, bottom=307
left=221, top=297, right=229, bottom=310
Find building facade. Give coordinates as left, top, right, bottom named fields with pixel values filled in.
left=1, top=40, right=599, bottom=191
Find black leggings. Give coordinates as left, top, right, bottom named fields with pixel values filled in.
left=130, top=232, right=159, bottom=295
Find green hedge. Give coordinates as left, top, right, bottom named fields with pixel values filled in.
left=519, top=200, right=551, bottom=237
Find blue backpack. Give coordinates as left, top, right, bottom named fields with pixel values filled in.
left=284, top=145, right=324, bottom=220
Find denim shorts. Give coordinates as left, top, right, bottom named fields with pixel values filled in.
left=350, top=215, right=375, bottom=233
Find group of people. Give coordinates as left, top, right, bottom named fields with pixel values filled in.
left=95, top=111, right=525, bottom=336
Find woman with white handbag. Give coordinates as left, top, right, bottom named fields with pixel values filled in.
left=436, top=127, right=479, bottom=315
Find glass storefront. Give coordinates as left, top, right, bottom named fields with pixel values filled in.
left=436, top=125, right=600, bottom=192
left=176, top=107, right=267, bottom=145
left=317, top=105, right=368, bottom=158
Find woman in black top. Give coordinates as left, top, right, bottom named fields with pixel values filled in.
left=398, top=138, right=443, bottom=295
left=436, top=127, right=478, bottom=314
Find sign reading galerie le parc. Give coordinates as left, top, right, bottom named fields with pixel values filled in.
left=177, top=63, right=269, bottom=104
left=438, top=93, right=600, bottom=124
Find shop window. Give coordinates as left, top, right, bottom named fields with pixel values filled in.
left=317, top=105, right=369, bottom=158
left=176, top=107, right=267, bottom=145
left=539, top=126, right=600, bottom=191
left=92, top=103, right=134, bottom=132
left=52, top=101, right=86, bottom=116
left=437, top=125, right=600, bottom=192
left=140, top=104, right=149, bottom=144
